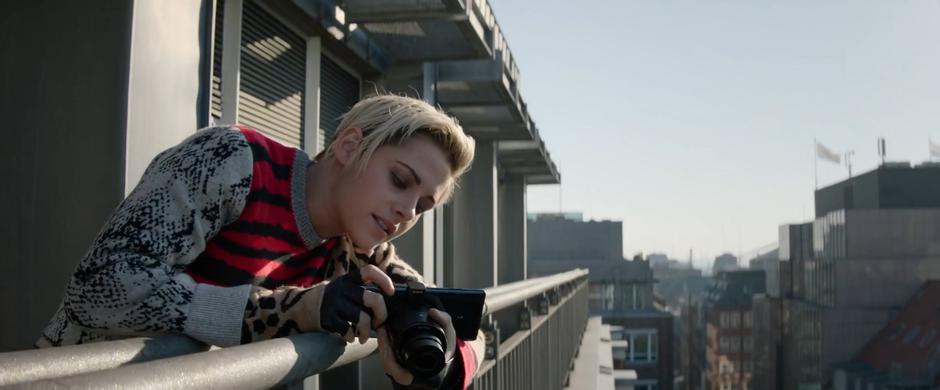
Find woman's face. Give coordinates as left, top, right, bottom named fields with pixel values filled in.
left=334, top=136, right=452, bottom=251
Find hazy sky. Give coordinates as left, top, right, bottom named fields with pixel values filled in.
left=490, top=0, right=940, bottom=268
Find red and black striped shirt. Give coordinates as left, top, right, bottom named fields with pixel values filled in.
left=186, top=126, right=332, bottom=289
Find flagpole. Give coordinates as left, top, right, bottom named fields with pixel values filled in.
left=813, top=138, right=818, bottom=189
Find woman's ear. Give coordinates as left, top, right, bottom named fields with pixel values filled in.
left=331, top=127, right=364, bottom=168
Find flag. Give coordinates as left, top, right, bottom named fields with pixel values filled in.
left=815, top=141, right=841, bottom=164
left=931, top=138, right=940, bottom=159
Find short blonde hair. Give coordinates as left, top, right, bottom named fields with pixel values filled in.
left=321, top=94, right=475, bottom=203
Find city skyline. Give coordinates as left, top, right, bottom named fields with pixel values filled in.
left=493, top=0, right=940, bottom=267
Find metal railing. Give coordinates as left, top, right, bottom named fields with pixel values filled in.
left=1, top=269, right=589, bottom=389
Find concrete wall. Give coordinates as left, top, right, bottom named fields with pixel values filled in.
left=528, top=215, right=623, bottom=261
left=821, top=308, right=897, bottom=383
left=0, top=1, right=133, bottom=351
left=845, top=209, right=940, bottom=259
left=444, top=140, right=498, bottom=288
left=124, top=0, right=209, bottom=193
left=834, top=257, right=940, bottom=308
left=497, top=173, right=526, bottom=285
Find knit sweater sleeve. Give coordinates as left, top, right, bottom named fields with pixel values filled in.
left=62, top=126, right=253, bottom=347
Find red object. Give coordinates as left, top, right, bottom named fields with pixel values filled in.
left=456, top=339, right=477, bottom=389
left=186, top=126, right=335, bottom=289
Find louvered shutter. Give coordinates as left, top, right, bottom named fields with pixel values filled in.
left=210, top=0, right=224, bottom=122
left=237, top=1, right=305, bottom=147
left=319, top=55, right=359, bottom=148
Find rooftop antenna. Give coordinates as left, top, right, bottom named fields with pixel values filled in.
left=877, top=137, right=886, bottom=166
left=845, top=150, right=855, bottom=178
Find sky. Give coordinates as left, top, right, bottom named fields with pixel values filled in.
left=489, top=0, right=940, bottom=269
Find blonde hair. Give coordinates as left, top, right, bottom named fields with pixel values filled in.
left=321, top=94, right=475, bottom=203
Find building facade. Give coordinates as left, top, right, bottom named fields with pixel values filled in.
left=713, top=254, right=739, bottom=273
left=2, top=0, right=560, bottom=367
left=528, top=213, right=675, bottom=389
left=704, top=270, right=766, bottom=390
left=779, top=164, right=940, bottom=390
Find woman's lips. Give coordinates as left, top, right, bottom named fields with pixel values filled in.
left=373, top=214, right=391, bottom=236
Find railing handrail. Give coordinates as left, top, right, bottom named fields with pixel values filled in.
left=0, top=334, right=210, bottom=387
left=2, top=269, right=588, bottom=388
left=484, top=269, right=587, bottom=313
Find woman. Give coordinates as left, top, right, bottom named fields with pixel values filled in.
left=39, top=94, right=482, bottom=389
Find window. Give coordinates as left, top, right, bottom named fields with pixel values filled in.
left=720, top=312, right=730, bottom=328
left=634, top=333, right=649, bottom=361
left=721, top=337, right=741, bottom=353
left=617, top=380, right=657, bottom=390
left=613, top=329, right=658, bottom=363
left=744, top=311, right=753, bottom=328
left=730, top=312, right=741, bottom=328
left=743, top=361, right=754, bottom=373
left=720, top=361, right=731, bottom=374
left=624, top=285, right=636, bottom=310
left=743, top=336, right=754, bottom=352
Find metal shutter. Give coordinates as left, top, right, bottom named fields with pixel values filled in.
left=210, top=0, right=224, bottom=123
left=320, top=55, right=359, bottom=147
left=238, top=0, right=305, bottom=147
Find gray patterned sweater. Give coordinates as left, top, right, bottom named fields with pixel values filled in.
left=40, top=126, right=290, bottom=347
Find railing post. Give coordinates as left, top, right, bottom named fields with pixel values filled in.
left=483, top=316, right=500, bottom=389
left=518, top=304, right=532, bottom=330
left=537, top=294, right=550, bottom=315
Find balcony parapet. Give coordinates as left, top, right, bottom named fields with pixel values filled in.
left=2, top=269, right=588, bottom=389
left=338, top=0, right=495, bottom=63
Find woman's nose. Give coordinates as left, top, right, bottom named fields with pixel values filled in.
left=394, top=198, right=417, bottom=222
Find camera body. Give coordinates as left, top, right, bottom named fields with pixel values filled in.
left=365, top=282, right=485, bottom=378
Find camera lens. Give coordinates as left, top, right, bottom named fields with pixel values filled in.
left=402, top=334, right=445, bottom=377
left=396, top=323, right=446, bottom=378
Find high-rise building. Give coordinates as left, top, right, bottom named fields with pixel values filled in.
left=779, top=163, right=940, bottom=389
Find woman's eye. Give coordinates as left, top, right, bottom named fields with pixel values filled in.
left=391, top=173, right=407, bottom=189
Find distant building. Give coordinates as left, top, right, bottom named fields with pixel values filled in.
left=704, top=270, right=766, bottom=390
left=814, top=162, right=940, bottom=218
left=527, top=213, right=623, bottom=262
left=751, top=294, right=782, bottom=390
left=648, top=253, right=671, bottom=268
left=832, top=281, right=940, bottom=389
left=528, top=212, right=674, bottom=390
left=748, top=249, right=780, bottom=298
left=713, top=253, right=739, bottom=273
left=652, top=256, right=708, bottom=311
left=779, top=163, right=940, bottom=389
left=681, top=295, right=709, bottom=390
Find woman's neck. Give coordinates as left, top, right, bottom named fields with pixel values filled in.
left=306, top=159, right=342, bottom=238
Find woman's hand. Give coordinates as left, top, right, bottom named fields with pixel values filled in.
left=240, top=264, right=394, bottom=343
left=320, top=264, right=394, bottom=343
left=377, top=308, right=457, bottom=388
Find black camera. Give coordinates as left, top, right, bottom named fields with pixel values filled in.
left=365, top=282, right=485, bottom=378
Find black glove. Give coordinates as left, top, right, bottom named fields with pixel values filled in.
left=320, top=267, right=372, bottom=336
